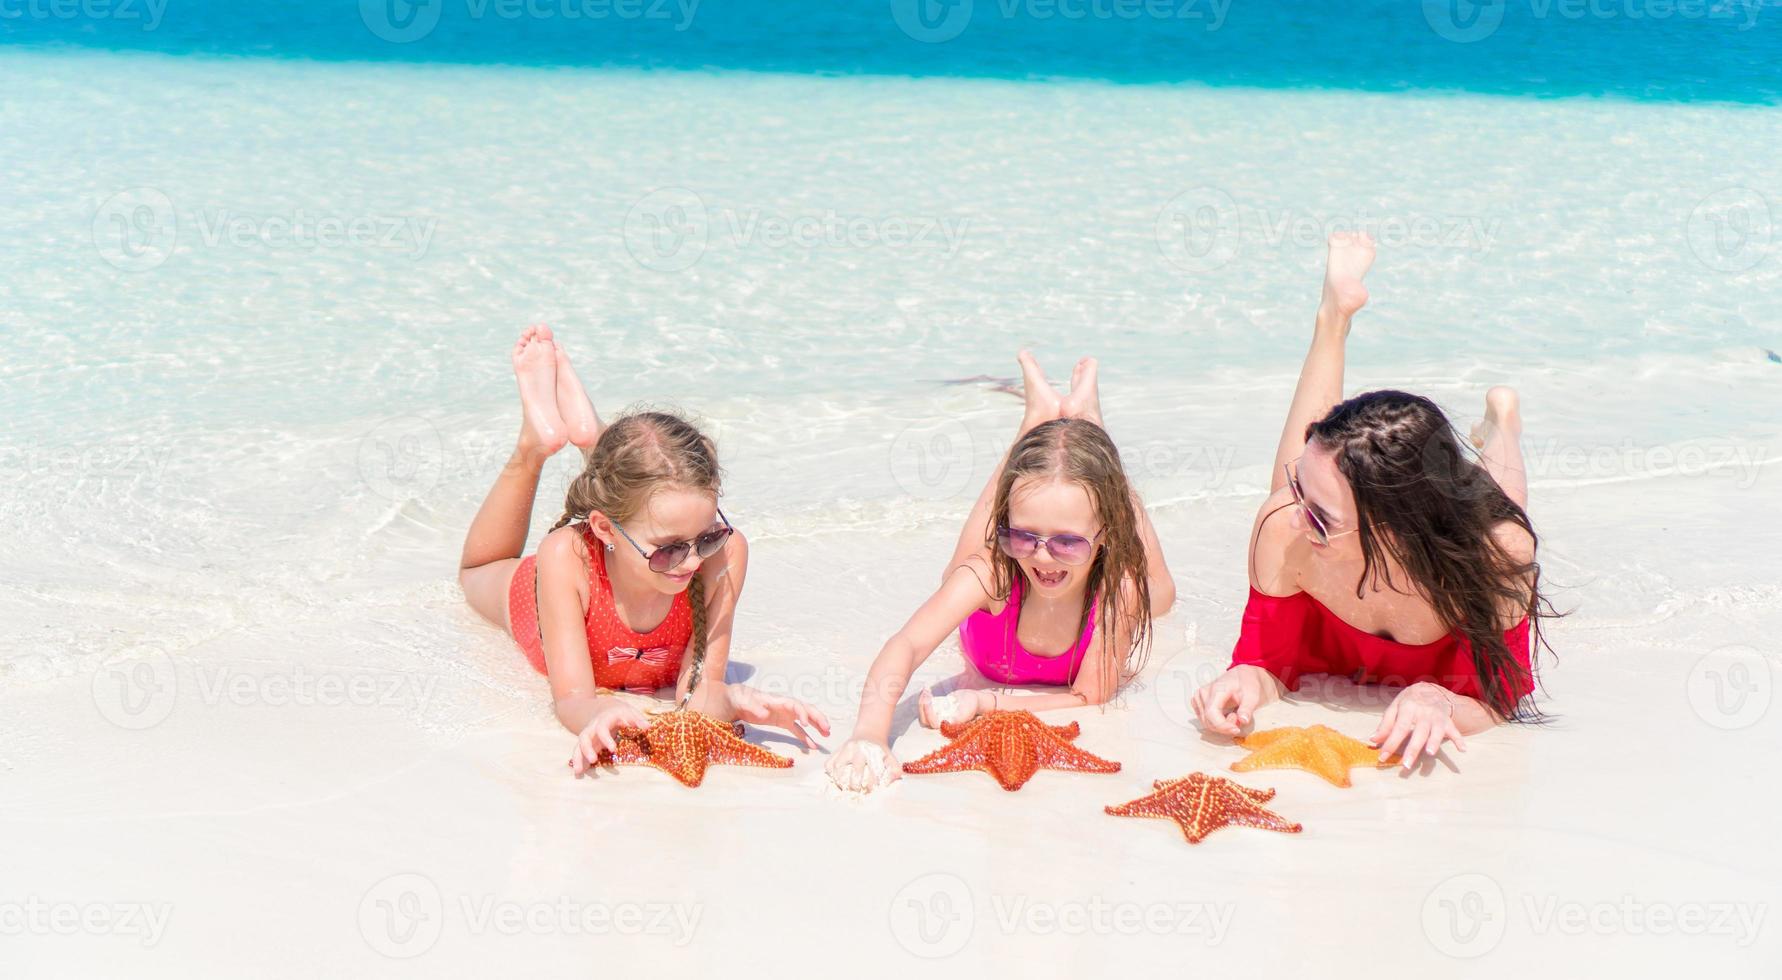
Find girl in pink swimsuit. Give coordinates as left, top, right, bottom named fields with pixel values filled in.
left=827, top=352, right=1177, bottom=793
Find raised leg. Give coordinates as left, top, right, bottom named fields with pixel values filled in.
left=1060, top=356, right=1103, bottom=427
left=458, top=327, right=570, bottom=630
left=1270, top=232, right=1374, bottom=493
left=941, top=351, right=1063, bottom=581
left=553, top=335, right=604, bottom=449
left=1470, top=386, right=1527, bottom=509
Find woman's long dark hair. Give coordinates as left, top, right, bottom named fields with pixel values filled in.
left=1306, top=390, right=1556, bottom=718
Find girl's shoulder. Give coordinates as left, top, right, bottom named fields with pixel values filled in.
left=536, top=524, right=595, bottom=594
left=947, top=554, right=1001, bottom=613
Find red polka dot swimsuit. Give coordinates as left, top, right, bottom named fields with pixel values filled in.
left=507, top=523, right=694, bottom=693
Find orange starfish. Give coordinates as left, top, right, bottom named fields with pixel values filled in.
left=900, top=710, right=1122, bottom=791
left=1105, top=773, right=1303, bottom=845
left=598, top=710, right=792, bottom=787
left=1231, top=724, right=1397, bottom=788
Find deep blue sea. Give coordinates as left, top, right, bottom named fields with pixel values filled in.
left=3, top=0, right=1781, bottom=103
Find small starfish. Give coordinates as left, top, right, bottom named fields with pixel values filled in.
left=1231, top=724, right=1398, bottom=788
left=1105, top=773, right=1303, bottom=845
left=900, top=710, right=1122, bottom=791
left=598, top=710, right=792, bottom=788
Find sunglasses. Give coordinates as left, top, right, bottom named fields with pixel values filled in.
left=1285, top=459, right=1357, bottom=547
left=611, top=508, right=734, bottom=574
left=996, top=526, right=1101, bottom=566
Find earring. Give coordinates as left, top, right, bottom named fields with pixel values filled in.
left=606, top=543, right=614, bottom=552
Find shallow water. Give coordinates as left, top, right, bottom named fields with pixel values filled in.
left=2, top=51, right=1777, bottom=685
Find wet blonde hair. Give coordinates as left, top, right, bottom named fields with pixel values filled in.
left=550, top=410, right=722, bottom=698
left=985, top=418, right=1154, bottom=698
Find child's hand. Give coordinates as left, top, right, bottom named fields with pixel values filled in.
left=826, top=738, right=900, bottom=793
left=725, top=684, right=831, bottom=750
left=1189, top=665, right=1272, bottom=736
left=918, top=688, right=988, bottom=729
left=569, top=698, right=649, bottom=776
left=1369, top=682, right=1468, bottom=768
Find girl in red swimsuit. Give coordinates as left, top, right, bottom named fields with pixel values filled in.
left=457, top=326, right=829, bottom=774
left=1191, top=233, right=1555, bottom=769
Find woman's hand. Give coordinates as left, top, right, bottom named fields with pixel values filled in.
left=825, top=737, right=900, bottom=793
left=918, top=688, right=990, bottom=729
left=568, top=697, right=650, bottom=776
left=724, top=684, right=831, bottom=750
left=1369, top=682, right=1469, bottom=768
left=1190, top=665, right=1276, bottom=736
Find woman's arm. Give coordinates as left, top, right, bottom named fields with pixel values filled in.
left=1369, top=682, right=1496, bottom=768
left=1270, top=232, right=1373, bottom=493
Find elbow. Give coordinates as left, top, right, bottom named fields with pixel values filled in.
left=868, top=635, right=919, bottom=699
left=1151, top=579, right=1177, bottom=616
left=1073, top=682, right=1115, bottom=707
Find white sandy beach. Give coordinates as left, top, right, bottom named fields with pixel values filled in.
left=2, top=52, right=1779, bottom=977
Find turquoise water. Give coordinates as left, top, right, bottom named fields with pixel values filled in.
left=3, top=0, right=1781, bottom=102
left=0, top=11, right=1777, bottom=695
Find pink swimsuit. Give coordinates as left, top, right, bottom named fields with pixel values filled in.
left=958, top=578, right=1096, bottom=685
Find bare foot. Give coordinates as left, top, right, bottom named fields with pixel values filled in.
left=1470, top=385, right=1522, bottom=448
left=551, top=335, right=602, bottom=449
left=1318, top=232, right=1375, bottom=330
left=1060, top=357, right=1103, bottom=427
left=512, top=326, right=567, bottom=462
left=1016, top=350, right=1063, bottom=434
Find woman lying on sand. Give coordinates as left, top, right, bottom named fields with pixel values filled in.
left=458, top=326, right=828, bottom=774
left=1191, top=233, right=1554, bottom=767
left=827, top=355, right=1176, bottom=792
